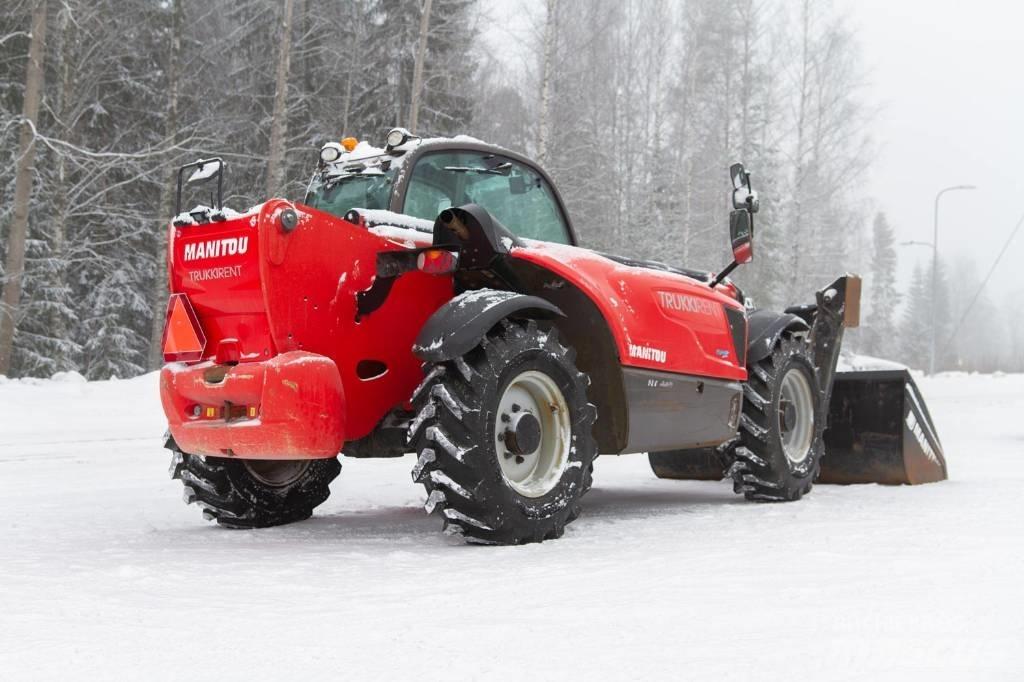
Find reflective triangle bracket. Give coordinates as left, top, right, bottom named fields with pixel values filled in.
left=163, top=293, right=207, bottom=362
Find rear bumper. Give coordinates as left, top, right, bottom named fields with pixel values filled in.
left=160, top=351, right=345, bottom=459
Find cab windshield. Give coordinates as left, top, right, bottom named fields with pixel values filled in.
left=305, top=167, right=396, bottom=218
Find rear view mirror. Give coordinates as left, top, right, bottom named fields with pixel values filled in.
left=713, top=162, right=760, bottom=287
left=729, top=209, right=753, bottom=264
left=175, top=157, right=226, bottom=216
left=730, top=163, right=746, bottom=190
left=730, top=162, right=759, bottom=213
left=187, top=158, right=223, bottom=184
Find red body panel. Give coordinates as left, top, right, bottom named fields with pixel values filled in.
left=511, top=242, right=747, bottom=382
left=168, top=211, right=275, bottom=362
left=161, top=198, right=745, bottom=459
left=162, top=202, right=451, bottom=457
left=161, top=352, right=345, bottom=458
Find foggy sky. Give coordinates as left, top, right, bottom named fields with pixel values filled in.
left=851, top=0, right=1024, bottom=300
left=482, top=0, right=1024, bottom=302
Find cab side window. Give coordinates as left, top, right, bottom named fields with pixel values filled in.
left=402, top=152, right=571, bottom=244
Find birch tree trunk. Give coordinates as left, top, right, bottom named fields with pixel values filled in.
left=408, top=0, right=433, bottom=133
left=265, top=0, right=295, bottom=197
left=147, top=0, right=184, bottom=369
left=49, top=4, right=74, bottom=367
left=536, top=0, right=557, bottom=166
left=0, top=0, right=48, bottom=376
left=788, top=0, right=813, bottom=299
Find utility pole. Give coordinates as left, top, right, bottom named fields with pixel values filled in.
left=930, top=185, right=976, bottom=374
left=0, top=1, right=48, bottom=376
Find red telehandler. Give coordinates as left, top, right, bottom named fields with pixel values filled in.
left=160, top=129, right=946, bottom=544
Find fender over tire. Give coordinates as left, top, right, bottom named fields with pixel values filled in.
left=413, top=288, right=563, bottom=363
left=746, top=309, right=810, bottom=366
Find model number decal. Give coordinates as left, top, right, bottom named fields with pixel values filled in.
left=629, top=344, right=667, bottom=364
left=658, top=291, right=717, bottom=316
left=183, top=236, right=249, bottom=262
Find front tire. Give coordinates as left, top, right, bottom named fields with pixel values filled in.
left=169, top=449, right=341, bottom=528
left=408, top=319, right=597, bottom=545
left=728, top=335, right=825, bottom=501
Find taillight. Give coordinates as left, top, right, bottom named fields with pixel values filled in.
left=187, top=403, right=259, bottom=421
left=416, top=248, right=458, bottom=275
left=162, top=294, right=206, bottom=363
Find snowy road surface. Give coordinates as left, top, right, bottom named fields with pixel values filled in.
left=1, top=372, right=1022, bottom=681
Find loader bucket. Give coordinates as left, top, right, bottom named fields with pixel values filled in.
left=820, top=369, right=947, bottom=485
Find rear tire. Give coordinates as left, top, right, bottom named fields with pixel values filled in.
left=169, top=449, right=341, bottom=528
left=728, top=335, right=824, bottom=501
left=408, top=319, right=597, bottom=545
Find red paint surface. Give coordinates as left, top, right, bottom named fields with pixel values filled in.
left=161, top=202, right=747, bottom=459
left=511, top=242, right=747, bottom=381
left=161, top=352, right=346, bottom=459
left=162, top=203, right=451, bottom=457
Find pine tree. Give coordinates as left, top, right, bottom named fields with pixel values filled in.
left=898, top=262, right=930, bottom=368
left=864, top=212, right=899, bottom=357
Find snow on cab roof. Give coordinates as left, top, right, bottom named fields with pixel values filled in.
left=326, top=134, right=492, bottom=168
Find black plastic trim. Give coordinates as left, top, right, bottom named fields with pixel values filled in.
left=724, top=305, right=747, bottom=367
left=746, top=310, right=810, bottom=365
left=413, top=289, right=563, bottom=362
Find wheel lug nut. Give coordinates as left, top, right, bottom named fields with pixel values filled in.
left=511, top=404, right=521, bottom=412
left=501, top=413, right=510, bottom=423
left=515, top=455, right=524, bottom=464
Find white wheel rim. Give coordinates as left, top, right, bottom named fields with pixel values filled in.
left=779, top=368, right=815, bottom=465
left=493, top=370, right=572, bottom=498
left=244, top=459, right=311, bottom=487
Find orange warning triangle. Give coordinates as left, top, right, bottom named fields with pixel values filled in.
left=163, top=294, right=206, bottom=361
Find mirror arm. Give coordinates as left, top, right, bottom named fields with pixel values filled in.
left=175, top=166, right=185, bottom=216
left=710, top=260, right=739, bottom=289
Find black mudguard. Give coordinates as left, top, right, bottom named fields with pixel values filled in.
left=413, top=289, right=563, bottom=363
left=746, top=310, right=810, bottom=365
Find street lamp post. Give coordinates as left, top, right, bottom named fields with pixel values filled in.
left=930, top=185, right=977, bottom=374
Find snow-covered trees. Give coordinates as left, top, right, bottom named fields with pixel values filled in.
left=864, top=212, right=898, bottom=357
left=1, top=0, right=1007, bottom=377
left=504, top=0, right=871, bottom=314
left=0, top=0, right=482, bottom=379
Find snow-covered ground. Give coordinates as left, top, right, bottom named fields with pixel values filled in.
left=1, top=372, right=1021, bottom=681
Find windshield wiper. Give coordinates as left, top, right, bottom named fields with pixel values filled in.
left=442, top=162, right=512, bottom=176
left=323, top=172, right=390, bottom=191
